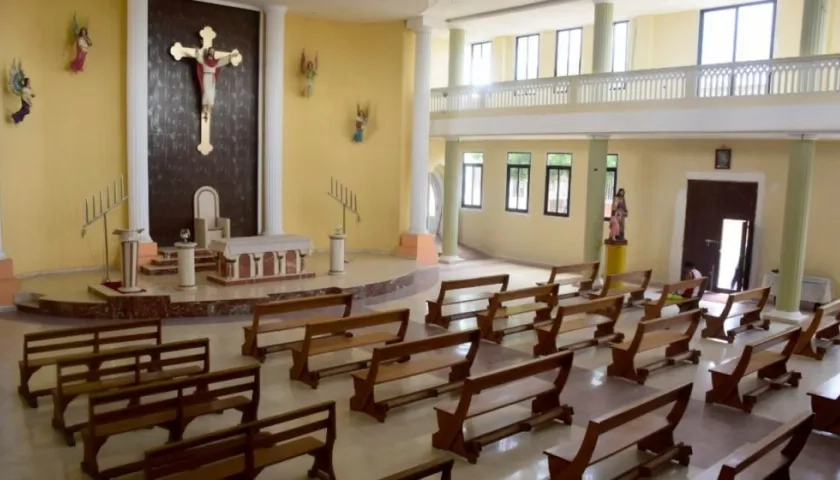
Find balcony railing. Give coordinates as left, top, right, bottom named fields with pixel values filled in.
left=430, top=55, right=840, bottom=114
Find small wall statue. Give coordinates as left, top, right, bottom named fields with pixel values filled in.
left=353, top=104, right=369, bottom=143
left=608, top=188, right=628, bottom=242
left=299, top=50, right=318, bottom=97
left=69, top=14, right=93, bottom=73
left=7, top=60, right=34, bottom=125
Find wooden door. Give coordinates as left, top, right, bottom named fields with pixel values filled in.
left=682, top=180, right=758, bottom=292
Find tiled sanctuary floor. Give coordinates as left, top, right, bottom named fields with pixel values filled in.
left=1, top=258, right=839, bottom=479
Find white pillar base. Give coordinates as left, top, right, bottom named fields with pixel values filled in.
left=438, top=255, right=463, bottom=264
left=329, top=234, right=346, bottom=275
left=761, top=307, right=809, bottom=326
left=175, top=241, right=198, bottom=290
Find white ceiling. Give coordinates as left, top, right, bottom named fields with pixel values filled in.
left=253, top=0, right=756, bottom=39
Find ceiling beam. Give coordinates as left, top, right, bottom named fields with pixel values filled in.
left=446, top=0, right=581, bottom=23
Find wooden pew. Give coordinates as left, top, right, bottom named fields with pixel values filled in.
left=241, top=293, right=354, bottom=362
left=144, top=400, right=336, bottom=480
left=477, top=284, right=559, bottom=343
left=81, top=364, right=260, bottom=480
left=642, top=277, right=707, bottom=320
left=432, top=351, right=574, bottom=464
left=793, top=298, right=840, bottom=359
left=350, top=329, right=481, bottom=422
left=543, top=382, right=693, bottom=479
left=290, top=309, right=410, bottom=389
left=378, top=458, right=455, bottom=480
left=705, top=327, right=802, bottom=413
left=701, top=286, right=770, bottom=343
left=53, top=338, right=210, bottom=446
left=425, top=274, right=509, bottom=328
left=537, top=261, right=600, bottom=297
left=808, top=372, right=840, bottom=435
left=693, top=412, right=813, bottom=480
left=587, top=269, right=652, bottom=306
left=607, top=310, right=702, bottom=385
left=18, top=318, right=162, bottom=408
left=532, top=295, right=624, bottom=357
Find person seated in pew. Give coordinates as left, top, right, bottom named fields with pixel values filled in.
left=678, top=261, right=704, bottom=298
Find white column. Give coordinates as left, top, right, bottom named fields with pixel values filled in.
left=408, top=20, right=433, bottom=235
left=263, top=6, right=286, bottom=236
left=592, top=1, right=615, bottom=74
left=127, top=0, right=152, bottom=242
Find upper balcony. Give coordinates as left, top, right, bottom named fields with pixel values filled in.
left=429, top=55, right=840, bottom=138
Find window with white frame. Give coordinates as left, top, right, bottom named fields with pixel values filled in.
left=555, top=28, right=582, bottom=77
left=515, top=34, right=540, bottom=80
left=698, top=1, right=775, bottom=96
left=462, top=153, right=484, bottom=208
left=470, top=42, right=492, bottom=86
left=612, top=21, right=629, bottom=72
left=545, top=153, right=572, bottom=216
left=506, top=153, right=531, bottom=213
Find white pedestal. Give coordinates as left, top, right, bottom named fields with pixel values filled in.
left=175, top=242, right=198, bottom=290
left=113, top=228, right=145, bottom=293
left=329, top=233, right=345, bottom=275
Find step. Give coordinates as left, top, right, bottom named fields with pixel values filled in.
left=141, top=262, right=217, bottom=276
left=159, top=247, right=213, bottom=261
left=151, top=254, right=216, bottom=267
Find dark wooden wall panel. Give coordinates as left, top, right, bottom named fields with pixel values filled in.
left=148, top=0, right=259, bottom=246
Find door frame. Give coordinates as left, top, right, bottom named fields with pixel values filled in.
left=669, top=171, right=765, bottom=289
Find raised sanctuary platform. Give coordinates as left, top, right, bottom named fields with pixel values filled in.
left=14, top=253, right=431, bottom=319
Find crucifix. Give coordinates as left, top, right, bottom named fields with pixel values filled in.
left=170, top=26, right=242, bottom=156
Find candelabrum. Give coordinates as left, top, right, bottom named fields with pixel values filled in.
left=327, top=177, right=361, bottom=235
left=81, top=175, right=128, bottom=282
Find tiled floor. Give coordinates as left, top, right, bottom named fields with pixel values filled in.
left=1, top=258, right=839, bottom=479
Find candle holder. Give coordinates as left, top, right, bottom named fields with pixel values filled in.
left=81, top=174, right=128, bottom=282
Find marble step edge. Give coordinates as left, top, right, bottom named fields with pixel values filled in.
left=151, top=254, right=216, bottom=266
left=140, top=263, right=217, bottom=276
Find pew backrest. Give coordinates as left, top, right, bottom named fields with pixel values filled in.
left=749, top=327, right=801, bottom=357
left=378, top=458, right=455, bottom=480
left=145, top=400, right=336, bottom=479
left=546, top=296, right=624, bottom=337
left=304, top=308, right=410, bottom=340
left=21, top=318, right=162, bottom=369
left=714, top=412, right=813, bottom=480
left=435, top=274, right=509, bottom=305
left=453, top=351, right=574, bottom=419
left=624, top=310, right=702, bottom=353
left=547, top=262, right=599, bottom=288
left=659, top=277, right=707, bottom=302
left=253, top=293, right=353, bottom=319
left=88, top=364, right=261, bottom=429
left=719, top=286, right=770, bottom=318
left=590, top=382, right=692, bottom=436
left=804, top=298, right=840, bottom=334
left=602, top=269, right=652, bottom=291
left=491, top=283, right=559, bottom=306
left=56, top=338, right=210, bottom=393
left=371, top=329, right=481, bottom=365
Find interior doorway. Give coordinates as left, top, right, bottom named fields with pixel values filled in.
left=682, top=180, right=758, bottom=293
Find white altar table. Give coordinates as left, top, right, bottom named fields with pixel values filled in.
left=761, top=271, right=834, bottom=307
left=207, top=234, right=314, bottom=286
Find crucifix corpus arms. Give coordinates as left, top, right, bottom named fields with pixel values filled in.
left=170, top=26, right=242, bottom=156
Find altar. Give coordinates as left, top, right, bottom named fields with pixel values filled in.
left=207, top=234, right=315, bottom=286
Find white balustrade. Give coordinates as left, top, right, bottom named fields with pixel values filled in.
left=430, top=55, right=840, bottom=114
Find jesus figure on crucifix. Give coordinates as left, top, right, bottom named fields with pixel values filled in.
left=196, top=46, right=239, bottom=120
left=171, top=26, right=242, bottom=155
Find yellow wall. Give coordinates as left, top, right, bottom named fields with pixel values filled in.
left=456, top=138, right=840, bottom=291
left=284, top=15, right=412, bottom=253
left=0, top=0, right=126, bottom=274
left=431, top=0, right=840, bottom=82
